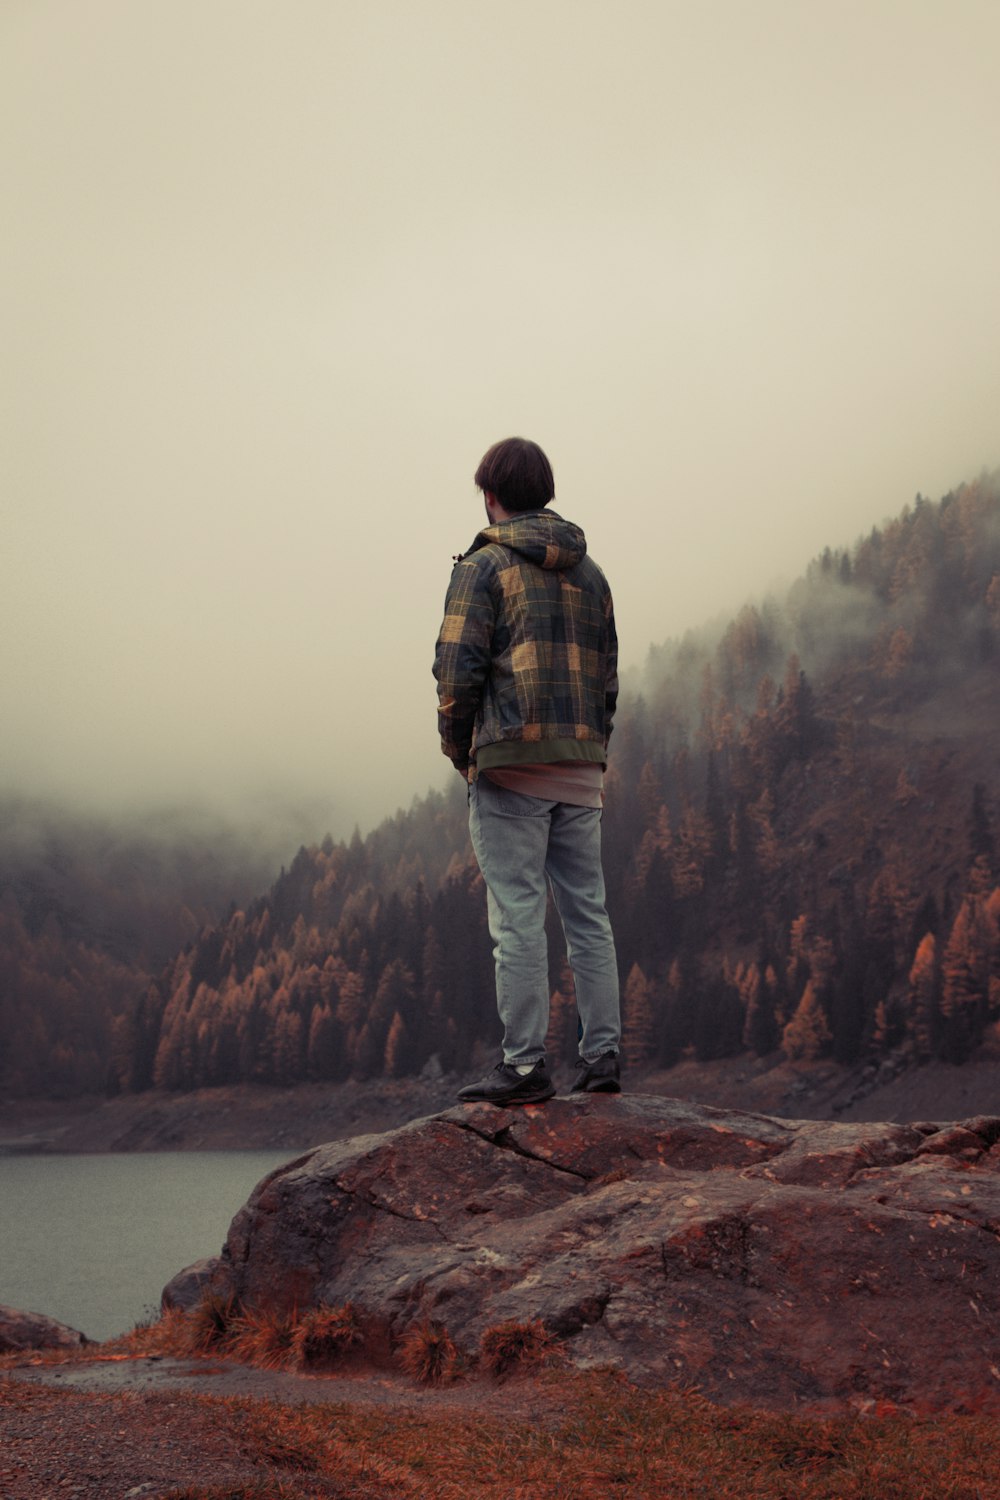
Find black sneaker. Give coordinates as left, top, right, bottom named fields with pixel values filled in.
left=570, top=1051, right=621, bottom=1094
left=457, top=1059, right=556, bottom=1106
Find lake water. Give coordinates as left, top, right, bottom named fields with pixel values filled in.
left=0, top=1151, right=293, bottom=1341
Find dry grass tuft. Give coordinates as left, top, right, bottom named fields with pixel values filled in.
left=479, top=1317, right=554, bottom=1377
left=757, top=1428, right=852, bottom=1473
left=108, top=1297, right=366, bottom=1374
left=119, top=1304, right=195, bottom=1357
left=225, top=1305, right=299, bottom=1369
left=184, top=1291, right=241, bottom=1354
left=397, top=1318, right=460, bottom=1385
left=289, top=1302, right=363, bottom=1369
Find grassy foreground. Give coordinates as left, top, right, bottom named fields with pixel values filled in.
left=5, top=1363, right=999, bottom=1499
left=6, top=1303, right=999, bottom=1498
left=179, top=1375, right=1000, bottom=1500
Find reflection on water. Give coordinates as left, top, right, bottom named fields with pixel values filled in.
left=0, top=1151, right=291, bottom=1341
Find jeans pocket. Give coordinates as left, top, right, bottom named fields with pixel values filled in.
left=479, top=777, right=549, bottom=818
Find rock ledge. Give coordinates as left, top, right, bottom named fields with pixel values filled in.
left=171, top=1095, right=1000, bottom=1411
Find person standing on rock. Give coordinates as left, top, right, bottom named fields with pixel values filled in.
left=433, top=436, right=622, bottom=1104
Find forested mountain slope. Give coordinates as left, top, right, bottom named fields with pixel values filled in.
left=0, top=802, right=312, bottom=1094
left=3, top=473, right=998, bottom=1096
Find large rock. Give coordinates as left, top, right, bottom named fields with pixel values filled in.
left=0, top=1304, right=89, bottom=1352
left=186, top=1096, right=1000, bottom=1411
left=161, top=1256, right=221, bottom=1313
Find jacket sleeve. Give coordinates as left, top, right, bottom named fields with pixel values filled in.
left=432, top=557, right=496, bottom=770
left=604, top=588, right=619, bottom=747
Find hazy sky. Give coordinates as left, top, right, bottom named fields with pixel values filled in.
left=3, top=0, right=999, bottom=840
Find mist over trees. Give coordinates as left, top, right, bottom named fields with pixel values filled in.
left=0, top=802, right=301, bottom=1094
left=3, top=472, right=999, bottom=1097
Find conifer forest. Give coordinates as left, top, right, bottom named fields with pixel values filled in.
left=2, top=473, right=999, bottom=1097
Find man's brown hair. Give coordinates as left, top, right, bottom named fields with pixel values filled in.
left=474, top=437, right=554, bottom=513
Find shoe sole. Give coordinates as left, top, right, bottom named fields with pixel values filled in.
left=505, top=1085, right=557, bottom=1105
left=458, top=1084, right=557, bottom=1106
left=570, top=1080, right=621, bottom=1094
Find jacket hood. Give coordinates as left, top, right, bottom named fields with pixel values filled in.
left=465, top=508, right=587, bottom=571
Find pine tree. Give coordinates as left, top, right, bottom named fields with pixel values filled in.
left=773, top=654, right=820, bottom=766
left=968, top=784, right=996, bottom=871
left=742, top=961, right=778, bottom=1055
left=351, top=1021, right=380, bottom=1080
left=273, top=1008, right=304, bottom=1085
left=749, top=789, right=780, bottom=876
left=907, top=934, right=938, bottom=1060
left=881, top=626, right=914, bottom=681
left=335, top=969, right=367, bottom=1031
left=383, top=1011, right=409, bottom=1077
left=307, top=1003, right=339, bottom=1080
left=938, top=859, right=1000, bottom=1057
left=692, top=966, right=744, bottom=1062
left=622, top=964, right=656, bottom=1067
left=672, top=803, right=711, bottom=899
left=871, top=998, right=904, bottom=1053
left=636, top=760, right=665, bottom=830
left=782, top=981, right=832, bottom=1062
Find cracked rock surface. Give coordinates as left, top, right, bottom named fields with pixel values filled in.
left=168, top=1094, right=1000, bottom=1410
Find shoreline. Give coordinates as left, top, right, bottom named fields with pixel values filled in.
left=3, top=1053, right=1000, bottom=1156
left=0, top=1077, right=457, bottom=1156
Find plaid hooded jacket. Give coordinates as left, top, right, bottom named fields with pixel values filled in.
left=433, top=508, right=618, bottom=773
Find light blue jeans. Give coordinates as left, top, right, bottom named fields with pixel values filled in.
left=468, top=775, right=621, bottom=1067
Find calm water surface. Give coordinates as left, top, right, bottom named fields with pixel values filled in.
left=0, top=1152, right=292, bottom=1341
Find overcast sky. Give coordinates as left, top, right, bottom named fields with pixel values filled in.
left=3, top=0, right=999, bottom=840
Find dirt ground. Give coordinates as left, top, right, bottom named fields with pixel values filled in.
left=1, top=1356, right=569, bottom=1499
left=5, top=1351, right=562, bottom=1412
left=0, top=1378, right=262, bottom=1499
left=2, top=1054, right=999, bottom=1158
